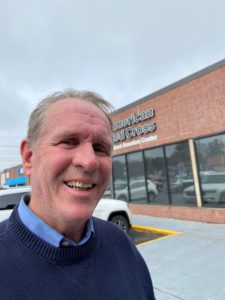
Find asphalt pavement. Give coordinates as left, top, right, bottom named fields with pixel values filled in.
left=132, top=214, right=225, bottom=300
left=129, top=227, right=165, bottom=245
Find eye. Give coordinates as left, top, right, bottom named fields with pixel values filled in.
left=93, top=143, right=111, bottom=156
left=58, top=139, right=78, bottom=148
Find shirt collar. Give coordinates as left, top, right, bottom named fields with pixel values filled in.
left=18, top=194, right=94, bottom=248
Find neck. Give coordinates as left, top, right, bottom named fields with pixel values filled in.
left=58, top=220, right=87, bottom=243
left=28, top=199, right=87, bottom=243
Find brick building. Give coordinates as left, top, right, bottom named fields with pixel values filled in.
left=110, top=59, right=225, bottom=224
left=0, top=164, right=26, bottom=187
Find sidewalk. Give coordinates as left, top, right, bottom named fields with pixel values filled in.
left=132, top=215, right=225, bottom=300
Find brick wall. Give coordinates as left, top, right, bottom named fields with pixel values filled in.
left=112, top=65, right=225, bottom=156
left=129, top=204, right=225, bottom=224
left=7, top=164, right=23, bottom=178
left=112, top=62, right=225, bottom=224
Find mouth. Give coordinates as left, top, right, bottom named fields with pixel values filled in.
left=64, top=181, right=95, bottom=190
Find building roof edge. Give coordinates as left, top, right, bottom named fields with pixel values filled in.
left=112, top=58, right=225, bottom=114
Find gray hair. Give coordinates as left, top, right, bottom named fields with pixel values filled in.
left=27, top=89, right=114, bottom=148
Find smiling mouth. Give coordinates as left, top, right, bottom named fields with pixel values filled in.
left=65, top=181, right=95, bottom=190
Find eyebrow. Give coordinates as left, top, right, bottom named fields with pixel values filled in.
left=52, top=131, right=79, bottom=141
left=53, top=131, right=113, bottom=149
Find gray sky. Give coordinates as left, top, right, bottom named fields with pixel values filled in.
left=0, top=0, right=225, bottom=171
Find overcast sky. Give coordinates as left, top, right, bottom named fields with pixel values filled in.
left=0, top=0, right=225, bottom=171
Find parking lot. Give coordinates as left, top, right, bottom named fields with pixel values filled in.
left=132, top=214, right=225, bottom=300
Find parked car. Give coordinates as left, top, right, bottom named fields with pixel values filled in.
left=183, top=172, right=225, bottom=203
left=0, top=186, right=132, bottom=233
left=116, top=178, right=158, bottom=202
left=93, top=198, right=132, bottom=232
left=0, top=185, right=8, bottom=190
left=0, top=186, right=31, bottom=209
left=170, top=174, right=194, bottom=192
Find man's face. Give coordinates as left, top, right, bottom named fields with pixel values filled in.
left=22, top=98, right=112, bottom=228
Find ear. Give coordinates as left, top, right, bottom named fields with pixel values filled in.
left=20, top=139, right=33, bottom=177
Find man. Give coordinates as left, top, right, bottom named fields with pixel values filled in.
left=0, top=90, right=155, bottom=299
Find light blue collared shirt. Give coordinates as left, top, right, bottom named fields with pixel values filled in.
left=18, top=195, right=94, bottom=247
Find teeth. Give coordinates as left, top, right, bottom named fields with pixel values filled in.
left=66, top=181, right=93, bottom=189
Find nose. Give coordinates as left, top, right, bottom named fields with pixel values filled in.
left=72, top=143, right=100, bottom=173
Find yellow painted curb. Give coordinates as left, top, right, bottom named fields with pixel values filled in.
left=132, top=224, right=181, bottom=236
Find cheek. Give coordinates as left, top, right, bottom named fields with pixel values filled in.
left=34, top=149, right=69, bottom=177
left=46, top=153, right=71, bottom=177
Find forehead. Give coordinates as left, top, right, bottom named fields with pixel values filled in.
left=44, top=98, right=112, bottom=138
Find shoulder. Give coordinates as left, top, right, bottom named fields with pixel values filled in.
left=92, top=216, right=138, bottom=254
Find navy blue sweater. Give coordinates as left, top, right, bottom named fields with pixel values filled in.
left=0, top=207, right=155, bottom=299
